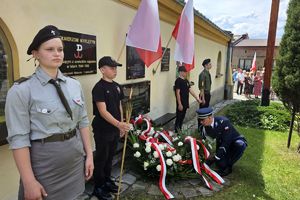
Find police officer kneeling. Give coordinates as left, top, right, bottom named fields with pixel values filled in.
left=197, top=107, right=247, bottom=176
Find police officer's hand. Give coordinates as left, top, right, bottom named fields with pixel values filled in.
left=24, top=179, right=47, bottom=200
left=118, top=122, right=130, bottom=137
left=205, top=155, right=216, bottom=166
left=178, top=104, right=183, bottom=111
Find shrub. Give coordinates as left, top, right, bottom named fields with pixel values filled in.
left=224, top=100, right=290, bottom=131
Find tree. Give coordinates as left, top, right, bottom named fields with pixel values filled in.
left=272, top=0, right=300, bottom=148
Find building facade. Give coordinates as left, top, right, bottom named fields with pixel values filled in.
left=0, top=0, right=231, bottom=145
left=232, top=38, right=280, bottom=71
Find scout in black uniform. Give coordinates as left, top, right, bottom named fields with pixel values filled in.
left=92, top=56, right=130, bottom=200
left=197, top=107, right=247, bottom=176
left=174, top=66, right=201, bottom=132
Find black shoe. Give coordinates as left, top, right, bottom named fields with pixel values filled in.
left=104, top=178, right=118, bottom=193
left=217, top=167, right=232, bottom=177
left=93, top=186, right=113, bottom=200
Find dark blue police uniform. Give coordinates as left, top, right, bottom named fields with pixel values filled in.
left=197, top=108, right=247, bottom=175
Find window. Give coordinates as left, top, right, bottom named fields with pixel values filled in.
left=0, top=21, right=15, bottom=145
left=239, top=58, right=252, bottom=71
left=215, top=51, right=222, bottom=78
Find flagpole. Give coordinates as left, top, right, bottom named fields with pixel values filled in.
left=152, top=35, right=173, bottom=75
left=117, top=88, right=133, bottom=200
left=117, top=38, right=126, bottom=61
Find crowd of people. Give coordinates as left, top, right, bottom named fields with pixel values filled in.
left=232, top=67, right=264, bottom=99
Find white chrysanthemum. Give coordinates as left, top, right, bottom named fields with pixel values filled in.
left=144, top=162, right=149, bottom=170
left=172, top=155, right=178, bottom=162
left=166, top=151, right=172, bottom=157
left=197, top=145, right=200, bottom=150
left=159, top=144, right=165, bottom=150
left=145, top=146, right=151, bottom=153
left=153, top=151, right=159, bottom=158
left=173, top=137, right=179, bottom=142
left=136, top=130, right=142, bottom=135
left=156, top=165, right=161, bottom=172
left=133, top=143, right=139, bottom=148
left=166, top=159, right=173, bottom=166
left=177, top=154, right=182, bottom=160
left=178, top=141, right=183, bottom=146
left=134, top=151, right=141, bottom=158
left=129, top=124, right=134, bottom=131
left=145, top=142, right=151, bottom=147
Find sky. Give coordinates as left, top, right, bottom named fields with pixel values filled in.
left=192, top=0, right=290, bottom=39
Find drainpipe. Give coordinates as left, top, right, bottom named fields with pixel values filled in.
left=224, top=33, right=234, bottom=100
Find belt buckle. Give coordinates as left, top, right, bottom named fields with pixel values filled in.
left=64, top=133, right=71, bottom=140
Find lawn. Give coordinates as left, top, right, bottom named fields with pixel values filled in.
left=123, top=127, right=300, bottom=200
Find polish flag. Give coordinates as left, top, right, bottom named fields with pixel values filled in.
left=250, top=52, right=257, bottom=71
left=172, top=0, right=195, bottom=72
left=126, top=0, right=162, bottom=67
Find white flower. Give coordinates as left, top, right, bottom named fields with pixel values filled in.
left=178, top=141, right=183, bottom=146
left=153, top=151, right=159, bottom=158
left=136, top=130, right=142, bottom=135
left=197, top=145, right=200, bottom=150
left=156, top=165, right=161, bottom=171
left=144, top=161, right=149, bottom=170
left=159, top=144, right=165, bottom=150
left=166, top=151, right=172, bottom=157
left=133, top=143, right=139, bottom=148
left=166, top=159, right=173, bottom=166
left=145, top=146, right=151, bottom=153
left=172, top=154, right=182, bottom=162
left=129, top=124, right=134, bottom=131
left=173, top=137, right=179, bottom=142
left=134, top=151, right=141, bottom=158
left=145, top=142, right=151, bottom=147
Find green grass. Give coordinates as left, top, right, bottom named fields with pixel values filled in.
left=123, top=127, right=300, bottom=200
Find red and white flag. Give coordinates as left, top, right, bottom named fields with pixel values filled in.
left=172, top=0, right=195, bottom=72
left=126, top=0, right=162, bottom=67
left=250, top=52, right=257, bottom=71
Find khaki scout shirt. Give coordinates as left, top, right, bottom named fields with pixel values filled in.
left=198, top=68, right=212, bottom=93
left=5, top=67, right=89, bottom=149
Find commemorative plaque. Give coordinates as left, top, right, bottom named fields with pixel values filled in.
left=122, top=81, right=150, bottom=118
left=161, top=47, right=170, bottom=72
left=60, top=30, right=97, bottom=76
left=126, top=46, right=145, bottom=80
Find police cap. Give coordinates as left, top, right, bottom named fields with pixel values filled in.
left=27, top=25, right=61, bottom=55
left=98, top=56, right=122, bottom=68
left=196, top=107, right=213, bottom=119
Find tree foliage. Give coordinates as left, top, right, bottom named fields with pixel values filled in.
left=273, top=0, right=300, bottom=113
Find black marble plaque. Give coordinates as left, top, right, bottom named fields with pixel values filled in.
left=60, top=30, right=97, bottom=76
left=121, top=81, right=150, bottom=118
left=161, top=47, right=170, bottom=72
left=126, top=46, right=145, bottom=79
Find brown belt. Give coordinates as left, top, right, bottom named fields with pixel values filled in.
left=32, top=129, right=76, bottom=143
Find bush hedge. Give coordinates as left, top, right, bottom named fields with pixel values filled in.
left=224, top=100, right=291, bottom=131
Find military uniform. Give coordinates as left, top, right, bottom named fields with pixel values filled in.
left=5, top=67, right=89, bottom=200
left=197, top=108, right=247, bottom=173
left=198, top=68, right=212, bottom=108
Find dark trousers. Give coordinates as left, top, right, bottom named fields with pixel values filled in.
left=174, top=107, right=187, bottom=133
left=216, top=139, right=247, bottom=170
left=237, top=81, right=243, bottom=95
left=93, top=131, right=119, bottom=187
